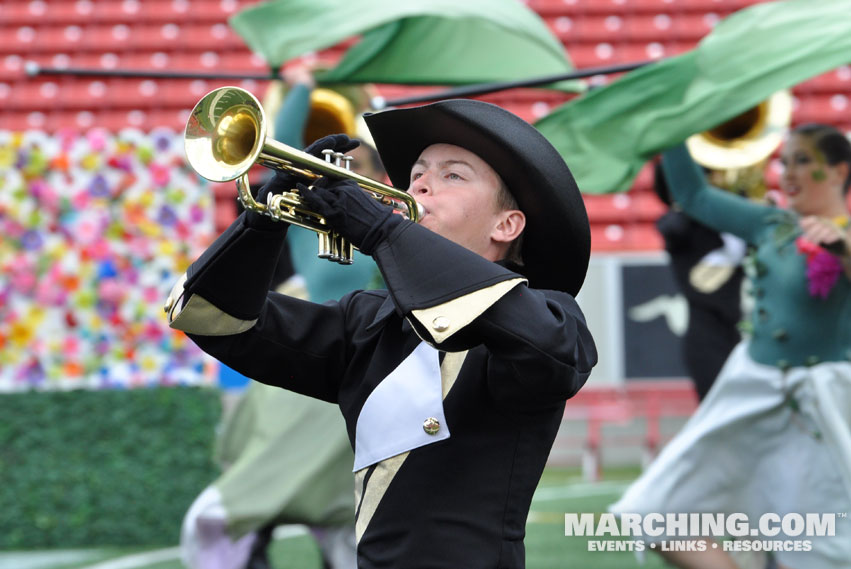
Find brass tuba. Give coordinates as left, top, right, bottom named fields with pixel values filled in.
left=184, top=86, right=422, bottom=264
left=686, top=89, right=792, bottom=199
left=303, top=88, right=358, bottom=145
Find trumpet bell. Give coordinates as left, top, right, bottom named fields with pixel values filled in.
left=185, top=87, right=267, bottom=183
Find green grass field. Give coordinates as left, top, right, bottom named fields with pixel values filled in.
left=1, top=468, right=669, bottom=569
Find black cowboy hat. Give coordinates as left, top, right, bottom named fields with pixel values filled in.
left=363, top=99, right=590, bottom=296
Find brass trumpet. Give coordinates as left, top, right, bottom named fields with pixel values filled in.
left=184, top=86, right=422, bottom=264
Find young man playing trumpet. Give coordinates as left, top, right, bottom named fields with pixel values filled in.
left=167, top=98, right=597, bottom=568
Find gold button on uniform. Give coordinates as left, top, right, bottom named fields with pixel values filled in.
left=432, top=316, right=450, bottom=332
left=423, top=417, right=440, bottom=435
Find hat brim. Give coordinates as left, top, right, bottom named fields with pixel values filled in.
left=364, top=99, right=590, bottom=296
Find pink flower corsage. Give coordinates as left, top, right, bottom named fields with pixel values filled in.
left=796, top=237, right=843, bottom=299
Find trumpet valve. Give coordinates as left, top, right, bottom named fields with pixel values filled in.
left=317, top=232, right=332, bottom=259
left=339, top=239, right=354, bottom=265
left=329, top=232, right=343, bottom=262
left=334, top=236, right=354, bottom=264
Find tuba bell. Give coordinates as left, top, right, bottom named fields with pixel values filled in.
left=262, top=75, right=377, bottom=147
left=686, top=89, right=792, bottom=199
left=303, top=88, right=358, bottom=145
left=184, top=86, right=422, bottom=264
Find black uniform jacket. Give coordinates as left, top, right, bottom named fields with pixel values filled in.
left=167, top=213, right=597, bottom=569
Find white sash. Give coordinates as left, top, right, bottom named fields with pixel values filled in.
left=353, top=342, right=449, bottom=471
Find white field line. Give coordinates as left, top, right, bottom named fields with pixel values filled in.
left=529, top=480, right=630, bottom=524
left=76, top=525, right=311, bottom=569
left=0, top=550, right=102, bottom=569
left=532, top=480, right=630, bottom=502
left=77, top=547, right=180, bottom=569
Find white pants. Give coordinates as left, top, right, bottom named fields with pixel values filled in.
left=181, top=486, right=357, bottom=569
left=610, top=343, right=851, bottom=569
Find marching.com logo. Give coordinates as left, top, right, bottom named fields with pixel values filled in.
left=565, top=512, right=845, bottom=553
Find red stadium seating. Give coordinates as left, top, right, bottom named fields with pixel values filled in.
left=4, top=0, right=851, bottom=247
left=797, top=66, right=851, bottom=94
left=560, top=380, right=698, bottom=479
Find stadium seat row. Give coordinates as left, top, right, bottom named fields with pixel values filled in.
left=1, top=0, right=261, bottom=26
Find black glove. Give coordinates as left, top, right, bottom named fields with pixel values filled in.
left=297, top=177, right=403, bottom=255
left=247, top=134, right=361, bottom=229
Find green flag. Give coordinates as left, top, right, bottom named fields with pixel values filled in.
left=535, top=0, right=851, bottom=194
left=229, top=0, right=582, bottom=90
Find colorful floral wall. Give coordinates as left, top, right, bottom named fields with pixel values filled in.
left=0, top=128, right=217, bottom=391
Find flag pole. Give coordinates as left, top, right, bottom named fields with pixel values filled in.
left=25, top=62, right=279, bottom=81
left=26, top=59, right=657, bottom=108
left=373, top=60, right=654, bottom=108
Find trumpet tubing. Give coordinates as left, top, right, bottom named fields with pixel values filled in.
left=184, top=86, right=422, bottom=264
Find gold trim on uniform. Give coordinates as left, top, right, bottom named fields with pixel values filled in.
left=353, top=349, right=469, bottom=543
left=169, top=291, right=258, bottom=336
left=410, top=278, right=526, bottom=344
